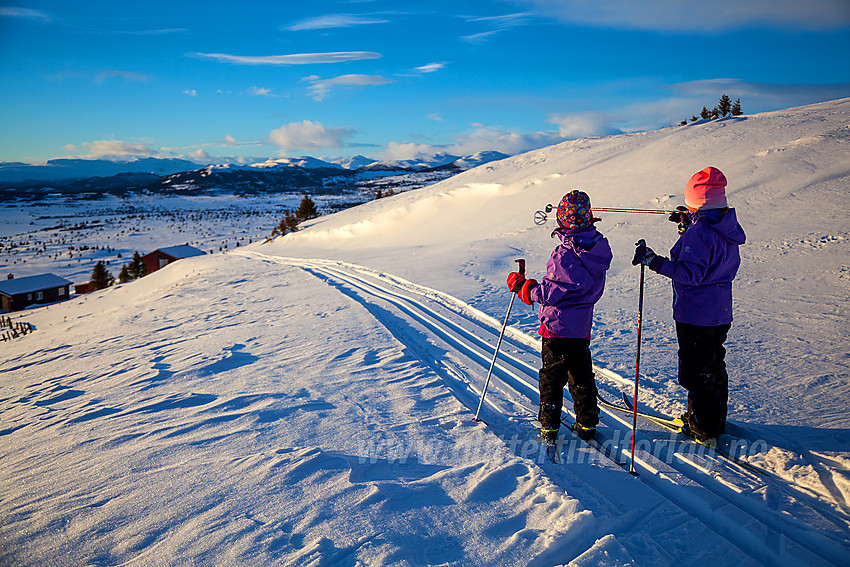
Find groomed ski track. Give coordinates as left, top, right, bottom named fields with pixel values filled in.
left=238, top=250, right=850, bottom=567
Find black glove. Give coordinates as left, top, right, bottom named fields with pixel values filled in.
left=668, top=206, right=691, bottom=235
left=632, top=241, right=657, bottom=266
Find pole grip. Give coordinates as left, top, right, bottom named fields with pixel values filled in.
left=516, top=258, right=526, bottom=276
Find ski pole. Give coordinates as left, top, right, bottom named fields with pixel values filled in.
left=474, top=258, right=525, bottom=423
left=535, top=205, right=676, bottom=225
left=544, top=203, right=676, bottom=215
left=629, top=239, right=647, bottom=476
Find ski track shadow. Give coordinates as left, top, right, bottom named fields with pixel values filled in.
left=302, top=268, right=479, bottom=416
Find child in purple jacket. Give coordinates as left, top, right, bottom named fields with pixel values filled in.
left=507, top=190, right=613, bottom=443
left=633, top=167, right=746, bottom=444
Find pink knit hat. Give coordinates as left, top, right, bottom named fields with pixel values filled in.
left=685, top=166, right=728, bottom=210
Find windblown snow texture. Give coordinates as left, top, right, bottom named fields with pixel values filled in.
left=2, top=99, right=849, bottom=566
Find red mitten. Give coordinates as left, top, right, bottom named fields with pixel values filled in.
left=517, top=279, right=538, bottom=305
left=506, top=272, right=525, bottom=292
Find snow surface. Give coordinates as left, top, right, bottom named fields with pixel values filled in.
left=2, top=99, right=849, bottom=566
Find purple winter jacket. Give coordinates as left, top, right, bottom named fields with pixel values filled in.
left=652, top=208, right=746, bottom=326
left=529, top=227, right=613, bottom=338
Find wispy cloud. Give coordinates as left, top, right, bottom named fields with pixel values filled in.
left=670, top=78, right=850, bottom=111
left=84, top=27, right=188, bottom=36
left=267, top=120, right=356, bottom=154
left=183, top=89, right=198, bottom=97
left=95, top=70, right=150, bottom=83
left=0, top=7, right=53, bottom=23
left=511, top=0, right=850, bottom=32
left=304, top=74, right=392, bottom=101
left=189, top=51, right=382, bottom=66
left=285, top=14, right=389, bottom=31
left=414, top=62, right=448, bottom=74
left=462, top=12, right=530, bottom=43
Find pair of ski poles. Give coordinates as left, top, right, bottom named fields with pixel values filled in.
left=534, top=204, right=676, bottom=225
left=473, top=247, right=647, bottom=476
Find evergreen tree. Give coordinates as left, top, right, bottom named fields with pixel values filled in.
left=118, top=263, right=133, bottom=283
left=700, top=106, right=711, bottom=120
left=295, top=194, right=320, bottom=222
left=731, top=98, right=743, bottom=116
left=90, top=261, right=114, bottom=290
left=718, top=94, right=733, bottom=117
left=129, top=251, right=147, bottom=279
left=271, top=210, right=301, bottom=238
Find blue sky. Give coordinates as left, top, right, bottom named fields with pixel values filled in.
left=1, top=0, right=849, bottom=165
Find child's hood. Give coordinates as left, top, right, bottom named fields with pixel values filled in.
left=554, top=227, right=612, bottom=272
left=698, top=208, right=746, bottom=245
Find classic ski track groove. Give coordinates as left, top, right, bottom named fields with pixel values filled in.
left=238, top=250, right=849, bottom=567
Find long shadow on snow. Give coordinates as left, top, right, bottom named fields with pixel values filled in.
left=303, top=268, right=481, bottom=416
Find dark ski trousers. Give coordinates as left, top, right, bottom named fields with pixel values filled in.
left=538, top=337, right=599, bottom=432
left=676, top=321, right=731, bottom=439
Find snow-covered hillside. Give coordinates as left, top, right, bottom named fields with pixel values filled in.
left=2, top=99, right=849, bottom=566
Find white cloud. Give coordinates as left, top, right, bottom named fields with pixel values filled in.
left=224, top=135, right=237, bottom=146
left=267, top=120, right=356, bottom=154
left=547, top=111, right=622, bottom=138
left=0, top=7, right=52, bottom=22
left=286, top=14, right=389, bottom=31
left=246, top=86, right=276, bottom=97
left=414, top=62, right=447, bottom=74
left=426, top=114, right=444, bottom=122
left=94, top=70, right=150, bottom=83
left=66, top=140, right=159, bottom=159
left=188, top=148, right=209, bottom=161
left=183, top=89, right=197, bottom=96
left=462, top=12, right=531, bottom=42
left=189, top=51, right=382, bottom=66
left=305, top=74, right=392, bottom=101
left=376, top=127, right=567, bottom=161
left=670, top=78, right=850, bottom=109
left=511, top=0, right=850, bottom=32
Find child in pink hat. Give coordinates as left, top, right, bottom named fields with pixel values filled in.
left=633, top=167, right=746, bottom=444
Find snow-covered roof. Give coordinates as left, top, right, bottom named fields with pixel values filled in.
left=0, top=273, right=72, bottom=296
left=155, top=245, right=206, bottom=259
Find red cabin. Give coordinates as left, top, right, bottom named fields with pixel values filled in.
left=141, top=245, right=206, bottom=274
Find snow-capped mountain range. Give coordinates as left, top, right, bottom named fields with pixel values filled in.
left=0, top=151, right=511, bottom=184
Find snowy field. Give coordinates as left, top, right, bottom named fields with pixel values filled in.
left=0, top=192, right=378, bottom=287
left=1, top=99, right=849, bottom=566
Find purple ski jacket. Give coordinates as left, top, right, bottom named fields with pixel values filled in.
left=529, top=227, right=613, bottom=338
left=652, top=208, right=746, bottom=326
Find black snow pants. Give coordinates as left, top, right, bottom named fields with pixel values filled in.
left=538, top=337, right=599, bottom=432
left=676, top=321, right=731, bottom=439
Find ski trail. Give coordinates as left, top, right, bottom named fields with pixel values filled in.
left=236, top=250, right=850, bottom=566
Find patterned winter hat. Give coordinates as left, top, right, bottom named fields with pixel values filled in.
left=556, top=190, right=595, bottom=231
left=685, top=166, right=728, bottom=210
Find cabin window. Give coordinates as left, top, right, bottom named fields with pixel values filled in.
left=58, top=287, right=66, bottom=296
left=36, top=291, right=43, bottom=300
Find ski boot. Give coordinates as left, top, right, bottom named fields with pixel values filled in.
left=573, top=423, right=596, bottom=441
left=540, top=428, right=561, bottom=463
